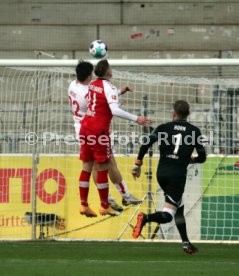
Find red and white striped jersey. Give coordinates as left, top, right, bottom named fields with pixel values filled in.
left=81, top=79, right=119, bottom=134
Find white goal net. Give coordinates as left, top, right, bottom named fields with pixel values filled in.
left=0, top=59, right=238, bottom=241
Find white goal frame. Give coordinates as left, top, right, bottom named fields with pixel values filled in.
left=0, top=59, right=239, bottom=243
left=1, top=58, right=239, bottom=67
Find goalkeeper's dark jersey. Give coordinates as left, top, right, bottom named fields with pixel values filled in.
left=137, top=119, right=206, bottom=177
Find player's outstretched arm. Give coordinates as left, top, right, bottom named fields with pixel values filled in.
left=136, top=116, right=152, bottom=127
left=131, top=128, right=159, bottom=179
left=109, top=103, right=151, bottom=126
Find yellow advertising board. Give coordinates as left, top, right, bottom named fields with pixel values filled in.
left=0, top=155, right=158, bottom=240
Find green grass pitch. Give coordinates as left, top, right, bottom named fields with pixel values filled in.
left=0, top=241, right=238, bottom=276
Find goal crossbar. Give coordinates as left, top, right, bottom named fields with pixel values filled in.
left=1, top=58, right=239, bottom=67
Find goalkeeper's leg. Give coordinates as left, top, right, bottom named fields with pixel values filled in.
left=133, top=203, right=176, bottom=239
left=175, top=204, right=198, bottom=254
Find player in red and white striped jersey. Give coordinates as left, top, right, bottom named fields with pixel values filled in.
left=79, top=60, right=151, bottom=216
left=68, top=61, right=144, bottom=217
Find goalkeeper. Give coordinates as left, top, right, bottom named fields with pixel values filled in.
left=131, top=100, right=206, bottom=254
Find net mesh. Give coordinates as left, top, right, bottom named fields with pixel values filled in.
left=0, top=65, right=238, bottom=241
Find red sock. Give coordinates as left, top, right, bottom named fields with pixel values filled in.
left=96, top=170, right=109, bottom=209
left=79, top=170, right=91, bottom=207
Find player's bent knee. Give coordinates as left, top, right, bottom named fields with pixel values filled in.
left=162, top=207, right=176, bottom=223
left=161, top=211, right=173, bottom=223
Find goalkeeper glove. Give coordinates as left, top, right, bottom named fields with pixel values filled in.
left=131, top=160, right=142, bottom=180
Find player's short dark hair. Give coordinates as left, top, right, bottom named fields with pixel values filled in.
left=94, top=59, right=110, bottom=77
left=75, top=60, right=93, bottom=82
left=173, top=100, right=190, bottom=119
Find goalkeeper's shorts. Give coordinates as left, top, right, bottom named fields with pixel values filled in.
left=157, top=175, right=186, bottom=207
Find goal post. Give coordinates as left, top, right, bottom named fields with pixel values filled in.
left=0, top=59, right=239, bottom=242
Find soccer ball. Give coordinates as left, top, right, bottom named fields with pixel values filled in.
left=89, top=40, right=108, bottom=59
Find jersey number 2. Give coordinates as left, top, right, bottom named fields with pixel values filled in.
left=68, top=96, right=80, bottom=117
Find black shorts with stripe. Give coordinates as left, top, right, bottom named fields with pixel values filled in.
left=157, top=175, right=187, bottom=207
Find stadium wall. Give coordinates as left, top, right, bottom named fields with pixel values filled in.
left=0, top=1, right=239, bottom=58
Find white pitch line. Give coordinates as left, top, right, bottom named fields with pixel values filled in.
left=1, top=259, right=237, bottom=265
left=81, top=259, right=238, bottom=265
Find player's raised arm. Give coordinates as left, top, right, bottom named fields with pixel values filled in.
left=103, top=78, right=151, bottom=126
left=119, top=86, right=133, bottom=96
